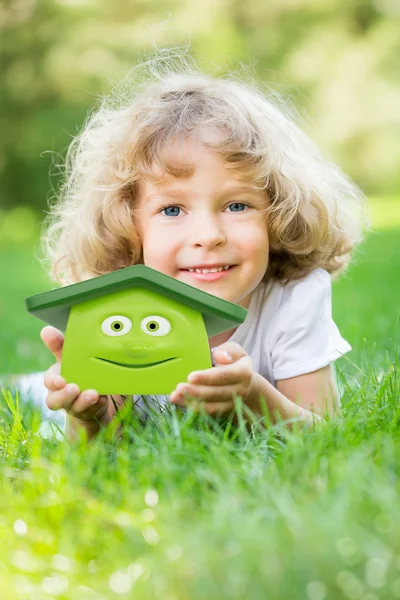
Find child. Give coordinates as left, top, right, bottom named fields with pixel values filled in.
left=32, top=51, right=366, bottom=439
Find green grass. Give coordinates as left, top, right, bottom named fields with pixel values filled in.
left=0, top=199, right=399, bottom=599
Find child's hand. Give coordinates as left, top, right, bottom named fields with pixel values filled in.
left=40, top=325, right=120, bottom=426
left=169, top=342, right=256, bottom=415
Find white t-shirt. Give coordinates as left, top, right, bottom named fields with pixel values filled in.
left=230, top=267, right=351, bottom=385
left=12, top=268, right=351, bottom=423
left=133, top=267, right=351, bottom=414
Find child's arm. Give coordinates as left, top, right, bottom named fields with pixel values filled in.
left=170, top=342, right=339, bottom=427
left=276, top=364, right=340, bottom=418
left=247, top=364, right=339, bottom=426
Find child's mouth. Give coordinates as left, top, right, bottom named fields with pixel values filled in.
left=180, top=265, right=236, bottom=282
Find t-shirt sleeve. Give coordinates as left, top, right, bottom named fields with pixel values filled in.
left=270, top=269, right=351, bottom=381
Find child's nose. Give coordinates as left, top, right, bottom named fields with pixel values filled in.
left=190, top=215, right=227, bottom=247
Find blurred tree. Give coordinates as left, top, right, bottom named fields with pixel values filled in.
left=0, top=0, right=399, bottom=212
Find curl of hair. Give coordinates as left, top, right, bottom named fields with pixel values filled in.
left=40, top=46, right=368, bottom=286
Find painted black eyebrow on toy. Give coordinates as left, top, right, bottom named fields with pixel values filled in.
left=25, top=264, right=248, bottom=337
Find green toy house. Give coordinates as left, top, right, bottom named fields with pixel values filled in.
left=25, top=265, right=247, bottom=395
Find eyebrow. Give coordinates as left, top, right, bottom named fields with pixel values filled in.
left=146, top=184, right=261, bottom=203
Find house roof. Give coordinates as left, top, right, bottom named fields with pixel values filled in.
left=25, top=264, right=248, bottom=336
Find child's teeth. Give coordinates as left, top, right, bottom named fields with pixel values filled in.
left=187, top=265, right=231, bottom=274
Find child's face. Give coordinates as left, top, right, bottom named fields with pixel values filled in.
left=135, top=132, right=269, bottom=309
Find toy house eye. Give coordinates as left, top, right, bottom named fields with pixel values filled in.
left=101, top=315, right=132, bottom=337
left=140, top=315, right=171, bottom=337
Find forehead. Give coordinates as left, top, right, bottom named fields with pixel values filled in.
left=143, top=139, right=225, bottom=184
left=138, top=129, right=257, bottom=192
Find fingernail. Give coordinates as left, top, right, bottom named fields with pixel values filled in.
left=218, top=351, right=232, bottom=361
left=211, top=348, right=232, bottom=361
left=65, top=384, right=78, bottom=394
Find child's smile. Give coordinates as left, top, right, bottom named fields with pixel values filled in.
left=135, top=129, right=270, bottom=310
left=180, top=264, right=236, bottom=282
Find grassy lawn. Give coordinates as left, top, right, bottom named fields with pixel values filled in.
left=0, top=198, right=399, bottom=599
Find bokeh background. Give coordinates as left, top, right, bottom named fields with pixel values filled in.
left=0, top=0, right=399, bottom=377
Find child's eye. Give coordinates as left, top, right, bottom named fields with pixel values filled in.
left=161, top=205, right=181, bottom=217
left=228, top=202, right=249, bottom=212
left=160, top=203, right=249, bottom=217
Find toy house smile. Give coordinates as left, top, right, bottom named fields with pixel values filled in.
left=94, top=356, right=178, bottom=369
left=25, top=265, right=247, bottom=395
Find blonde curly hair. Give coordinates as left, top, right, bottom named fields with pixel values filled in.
left=40, top=48, right=368, bottom=286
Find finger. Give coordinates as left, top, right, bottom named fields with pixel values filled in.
left=171, top=383, right=241, bottom=405
left=211, top=342, right=248, bottom=363
left=185, top=399, right=235, bottom=416
left=188, top=356, right=253, bottom=386
left=43, top=363, right=65, bottom=392
left=69, top=390, right=102, bottom=418
left=46, top=383, right=80, bottom=411
left=40, top=326, right=64, bottom=363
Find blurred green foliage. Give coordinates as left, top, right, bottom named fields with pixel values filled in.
left=1, top=0, right=399, bottom=212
